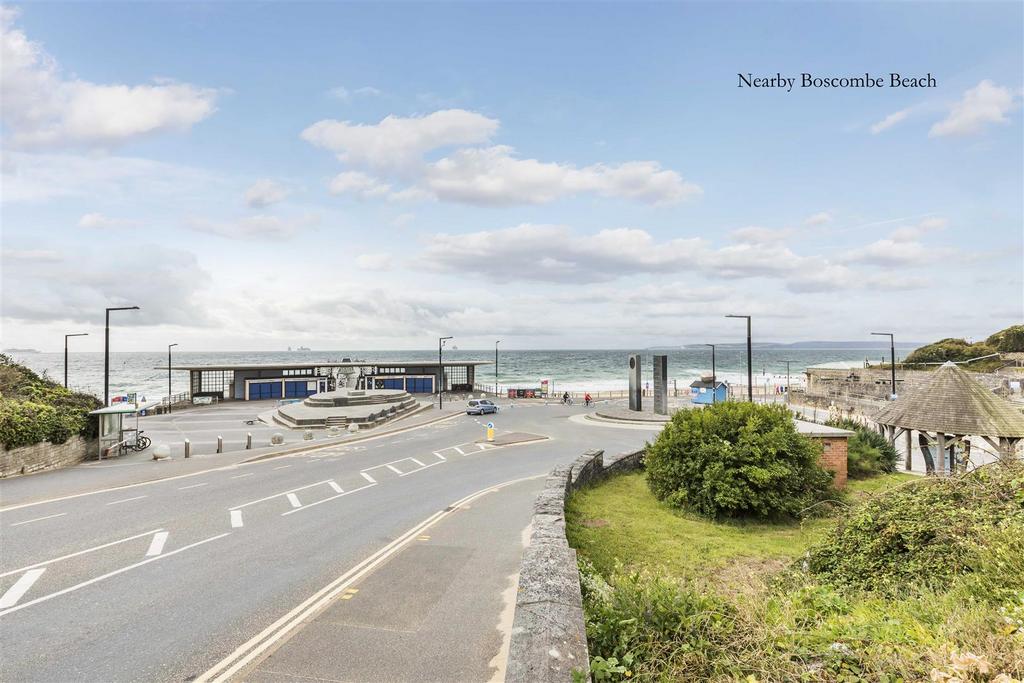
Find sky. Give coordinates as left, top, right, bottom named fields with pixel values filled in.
left=1, top=1, right=1022, bottom=352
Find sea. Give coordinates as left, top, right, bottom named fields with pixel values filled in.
left=5, top=348, right=900, bottom=401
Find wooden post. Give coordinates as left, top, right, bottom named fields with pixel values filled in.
left=904, top=430, right=912, bottom=471
left=962, top=438, right=971, bottom=473
left=936, top=433, right=946, bottom=476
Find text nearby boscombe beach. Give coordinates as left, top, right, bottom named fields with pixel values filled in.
left=739, top=72, right=937, bottom=92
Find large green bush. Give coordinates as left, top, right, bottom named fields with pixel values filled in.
left=905, top=338, right=996, bottom=364
left=806, top=462, right=1024, bottom=594
left=645, top=402, right=835, bottom=520
left=987, top=324, right=1024, bottom=353
left=0, top=354, right=100, bottom=449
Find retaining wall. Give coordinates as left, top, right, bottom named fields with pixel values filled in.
left=507, top=447, right=644, bottom=683
left=0, top=435, right=93, bottom=478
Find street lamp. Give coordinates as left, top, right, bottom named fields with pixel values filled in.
left=438, top=336, right=453, bottom=408
left=495, top=340, right=501, bottom=391
left=64, top=333, right=88, bottom=388
left=104, top=306, right=140, bottom=406
left=703, top=343, right=716, bottom=404
left=725, top=315, right=753, bottom=402
left=871, top=332, right=897, bottom=399
left=168, top=343, right=179, bottom=414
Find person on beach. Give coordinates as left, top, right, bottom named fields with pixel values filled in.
left=562, top=391, right=571, bottom=405
left=584, top=392, right=592, bottom=407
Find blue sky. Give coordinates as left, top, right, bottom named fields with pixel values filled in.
left=1, top=1, right=1021, bottom=351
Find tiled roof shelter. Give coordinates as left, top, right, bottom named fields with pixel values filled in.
left=873, top=361, right=1024, bottom=475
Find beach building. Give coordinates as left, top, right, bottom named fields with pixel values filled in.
left=794, top=419, right=853, bottom=488
left=689, top=378, right=728, bottom=404
left=164, top=360, right=491, bottom=401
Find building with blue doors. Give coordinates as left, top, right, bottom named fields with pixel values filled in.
left=165, top=359, right=492, bottom=401
left=690, top=378, right=728, bottom=405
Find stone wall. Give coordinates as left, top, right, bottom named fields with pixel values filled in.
left=805, top=367, right=1008, bottom=403
left=0, top=435, right=93, bottom=478
left=507, top=447, right=644, bottom=683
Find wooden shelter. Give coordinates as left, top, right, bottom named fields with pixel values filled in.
left=873, top=361, right=1024, bottom=475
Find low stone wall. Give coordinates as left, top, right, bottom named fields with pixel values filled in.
left=0, top=435, right=93, bottom=478
left=507, top=447, right=645, bottom=682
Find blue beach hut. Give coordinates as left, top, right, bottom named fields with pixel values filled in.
left=690, top=378, right=728, bottom=405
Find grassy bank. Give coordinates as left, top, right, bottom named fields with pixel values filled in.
left=567, top=470, right=1024, bottom=682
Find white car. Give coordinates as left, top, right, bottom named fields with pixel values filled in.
left=466, top=399, right=499, bottom=415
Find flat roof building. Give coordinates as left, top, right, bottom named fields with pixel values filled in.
left=161, top=360, right=492, bottom=401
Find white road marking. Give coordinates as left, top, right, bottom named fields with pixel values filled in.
left=360, top=472, right=376, bottom=484
left=197, top=474, right=546, bottom=683
left=272, top=465, right=291, bottom=470
left=178, top=483, right=208, bottom=490
left=230, top=473, right=254, bottom=479
left=385, top=464, right=402, bottom=474
left=409, top=458, right=425, bottom=467
left=230, top=480, right=334, bottom=510
left=0, top=529, right=164, bottom=578
left=106, top=495, right=147, bottom=505
left=286, top=493, right=301, bottom=508
left=453, top=446, right=466, bottom=455
left=230, top=510, right=244, bottom=528
left=328, top=481, right=343, bottom=493
left=0, top=569, right=46, bottom=609
left=477, top=443, right=488, bottom=451
left=145, top=531, right=169, bottom=557
left=432, top=452, right=446, bottom=460
left=281, top=483, right=376, bottom=516
left=0, top=533, right=231, bottom=618
left=398, top=461, right=444, bottom=477
left=9, top=513, right=67, bottom=527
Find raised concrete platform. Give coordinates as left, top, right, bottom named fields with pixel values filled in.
left=594, top=399, right=691, bottom=423
left=274, top=389, right=425, bottom=430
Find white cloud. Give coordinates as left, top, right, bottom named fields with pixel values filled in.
left=244, top=179, right=289, bottom=208
left=729, top=226, right=794, bottom=244
left=186, top=214, right=318, bottom=239
left=804, top=211, right=833, bottom=226
left=1, top=243, right=214, bottom=326
left=1, top=248, right=62, bottom=262
left=78, top=212, right=137, bottom=229
left=929, top=80, right=1016, bottom=137
left=870, top=109, right=910, bottom=134
left=1, top=7, right=217, bottom=148
left=356, top=253, right=392, bottom=271
left=423, top=146, right=700, bottom=206
left=301, top=109, right=701, bottom=206
left=301, top=109, right=499, bottom=173
left=327, top=85, right=382, bottom=101
left=889, top=217, right=947, bottom=242
left=328, top=171, right=392, bottom=199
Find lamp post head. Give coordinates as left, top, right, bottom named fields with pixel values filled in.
left=725, top=314, right=750, bottom=319
left=169, top=343, right=179, bottom=348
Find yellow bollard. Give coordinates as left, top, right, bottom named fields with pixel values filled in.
left=486, top=422, right=495, bottom=442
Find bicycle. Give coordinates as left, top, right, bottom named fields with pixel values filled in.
left=131, top=430, right=152, bottom=452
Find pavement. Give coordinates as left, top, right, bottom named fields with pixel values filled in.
left=0, top=399, right=655, bottom=682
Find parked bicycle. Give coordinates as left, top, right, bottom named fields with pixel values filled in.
left=131, top=430, right=152, bottom=452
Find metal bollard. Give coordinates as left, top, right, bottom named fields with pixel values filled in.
left=217, top=436, right=223, bottom=453
left=184, top=438, right=191, bottom=458
left=246, top=432, right=252, bottom=449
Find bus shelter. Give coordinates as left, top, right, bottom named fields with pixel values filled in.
left=89, top=401, right=162, bottom=460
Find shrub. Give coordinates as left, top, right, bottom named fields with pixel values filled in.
left=987, top=324, right=1024, bottom=353
left=645, top=402, right=835, bottom=520
left=905, top=338, right=996, bottom=364
left=0, top=354, right=101, bottom=449
left=827, top=418, right=899, bottom=478
left=806, top=462, right=1024, bottom=595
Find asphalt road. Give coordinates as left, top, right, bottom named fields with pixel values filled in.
left=0, top=401, right=655, bottom=682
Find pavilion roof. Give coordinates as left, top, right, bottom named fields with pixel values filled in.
left=873, top=362, right=1024, bottom=438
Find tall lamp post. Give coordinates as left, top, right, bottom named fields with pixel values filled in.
left=104, top=306, right=140, bottom=406
left=64, top=332, right=89, bottom=388
left=438, top=336, right=453, bottom=408
left=495, top=340, right=501, bottom=393
left=703, top=343, right=716, bottom=404
left=871, top=332, right=897, bottom=399
left=168, top=343, right=179, bottom=414
left=725, top=315, right=753, bottom=402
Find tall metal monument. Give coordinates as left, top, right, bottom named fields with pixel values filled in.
left=628, top=353, right=642, bottom=411
left=653, top=354, right=668, bottom=415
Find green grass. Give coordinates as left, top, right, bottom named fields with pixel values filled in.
left=566, top=471, right=917, bottom=583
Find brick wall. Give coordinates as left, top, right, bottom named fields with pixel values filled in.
left=0, top=435, right=93, bottom=478
left=814, top=436, right=848, bottom=489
